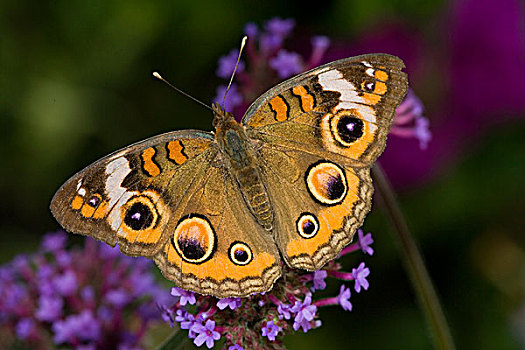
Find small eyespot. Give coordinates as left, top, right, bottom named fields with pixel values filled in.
left=86, top=194, right=102, bottom=208
left=362, top=81, right=375, bottom=92
left=296, top=213, right=319, bottom=239
left=229, top=242, right=253, bottom=266
left=122, top=195, right=158, bottom=231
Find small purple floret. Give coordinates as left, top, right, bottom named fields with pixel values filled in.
left=217, top=297, right=242, bottom=310
left=217, top=50, right=245, bottom=79
left=352, top=262, right=370, bottom=293
left=171, top=287, right=196, bottom=306
left=261, top=320, right=280, bottom=341
left=337, top=285, right=352, bottom=311
left=358, top=229, right=374, bottom=255
left=311, top=270, right=327, bottom=291
left=291, top=294, right=317, bottom=332
left=269, top=50, right=303, bottom=78
left=192, top=319, right=221, bottom=349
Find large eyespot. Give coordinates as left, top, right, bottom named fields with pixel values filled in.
left=305, top=161, right=347, bottom=205
left=330, top=111, right=364, bottom=146
left=296, top=213, right=319, bottom=239
left=229, top=242, right=253, bottom=266
left=122, top=195, right=158, bottom=231
left=172, top=215, right=216, bottom=264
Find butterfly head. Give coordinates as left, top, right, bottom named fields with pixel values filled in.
left=212, top=103, right=237, bottom=131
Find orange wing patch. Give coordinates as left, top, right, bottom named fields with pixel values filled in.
left=167, top=140, right=188, bottom=165
left=140, top=147, right=161, bottom=177
left=164, top=243, right=276, bottom=280
left=269, top=95, right=289, bottom=122
left=291, top=85, right=315, bottom=113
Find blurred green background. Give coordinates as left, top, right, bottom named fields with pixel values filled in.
left=1, top=0, right=524, bottom=349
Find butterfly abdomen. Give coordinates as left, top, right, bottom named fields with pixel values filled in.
left=236, top=166, right=273, bottom=231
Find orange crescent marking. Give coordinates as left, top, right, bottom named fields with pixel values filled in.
left=362, top=92, right=381, bottom=105
left=166, top=245, right=276, bottom=280
left=167, top=140, right=188, bottom=165
left=269, top=96, right=289, bottom=122
left=92, top=201, right=109, bottom=219
left=374, top=70, right=388, bottom=82
left=374, top=81, right=387, bottom=95
left=141, top=147, right=161, bottom=176
left=286, top=170, right=360, bottom=256
left=292, top=85, right=315, bottom=112
left=80, top=204, right=96, bottom=217
left=71, top=195, right=84, bottom=210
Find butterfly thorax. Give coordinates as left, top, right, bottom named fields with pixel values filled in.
left=212, top=104, right=274, bottom=231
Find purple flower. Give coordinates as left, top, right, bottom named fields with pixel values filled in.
left=414, top=116, right=432, bottom=150
left=193, top=320, right=221, bottom=348
left=391, top=89, right=431, bottom=150
left=213, top=84, right=243, bottom=113
left=311, top=35, right=330, bottom=52
left=229, top=345, right=244, bottom=350
left=1, top=232, right=166, bottom=349
left=277, top=302, right=293, bottom=320
left=244, top=22, right=258, bottom=38
left=358, top=229, right=374, bottom=255
left=309, top=36, right=331, bottom=67
left=171, top=287, right=196, bottom=306
left=264, top=18, right=295, bottom=38
left=16, top=318, right=35, bottom=339
left=269, top=50, right=303, bottom=78
left=53, top=310, right=101, bottom=344
left=291, top=294, right=317, bottom=332
left=337, top=285, right=352, bottom=312
left=35, top=295, right=63, bottom=322
left=106, top=288, right=130, bottom=308
left=261, top=320, right=280, bottom=341
left=216, top=50, right=245, bottom=79
left=41, top=231, right=67, bottom=252
left=174, top=308, right=187, bottom=322
left=52, top=270, right=77, bottom=296
left=311, top=270, right=327, bottom=291
left=159, top=305, right=174, bottom=327
left=180, top=313, right=203, bottom=338
left=352, top=262, right=370, bottom=293
left=217, top=297, right=242, bottom=310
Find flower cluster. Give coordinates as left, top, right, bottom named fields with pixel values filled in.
left=0, top=231, right=169, bottom=349
left=213, top=17, right=430, bottom=150
left=160, top=229, right=374, bottom=349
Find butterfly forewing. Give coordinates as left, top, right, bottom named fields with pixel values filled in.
left=51, top=130, right=217, bottom=257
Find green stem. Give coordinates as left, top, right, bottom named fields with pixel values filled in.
left=371, top=163, right=455, bottom=350
left=155, top=329, right=188, bottom=350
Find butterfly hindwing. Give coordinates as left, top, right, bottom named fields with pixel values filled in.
left=154, top=164, right=282, bottom=298
left=50, top=130, right=217, bottom=257
left=259, top=146, right=372, bottom=270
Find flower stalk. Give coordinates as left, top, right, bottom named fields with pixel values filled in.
left=371, top=163, right=456, bottom=350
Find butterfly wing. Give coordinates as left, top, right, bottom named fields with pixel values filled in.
left=51, top=129, right=282, bottom=297
left=50, top=130, right=217, bottom=257
left=153, top=164, right=282, bottom=298
left=242, top=54, right=407, bottom=165
left=242, top=54, right=407, bottom=270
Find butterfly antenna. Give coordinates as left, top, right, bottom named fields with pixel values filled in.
left=222, top=36, right=247, bottom=109
left=152, top=72, right=213, bottom=112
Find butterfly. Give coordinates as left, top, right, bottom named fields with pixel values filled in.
left=51, top=54, right=408, bottom=298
